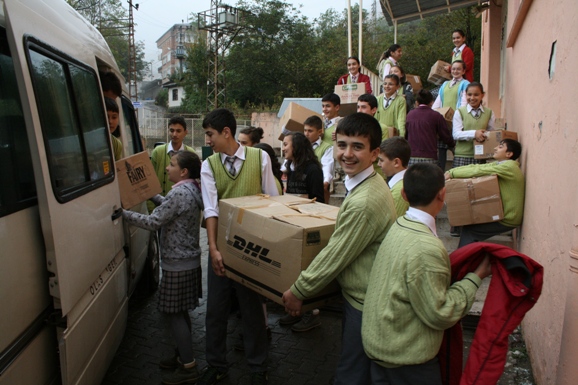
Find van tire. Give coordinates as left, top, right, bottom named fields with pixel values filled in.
left=142, top=232, right=160, bottom=294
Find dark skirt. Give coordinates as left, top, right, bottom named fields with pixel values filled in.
left=452, top=156, right=485, bottom=168
left=159, top=267, right=202, bottom=314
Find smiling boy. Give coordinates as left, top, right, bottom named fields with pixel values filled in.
left=375, top=74, right=407, bottom=138
left=321, top=93, right=342, bottom=146
left=303, top=115, right=334, bottom=204
left=282, top=113, right=396, bottom=384
left=445, top=138, right=525, bottom=247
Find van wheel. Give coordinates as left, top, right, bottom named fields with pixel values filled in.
left=142, top=232, right=160, bottom=294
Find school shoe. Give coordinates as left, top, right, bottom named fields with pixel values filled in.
left=250, top=371, right=269, bottom=385
left=279, top=314, right=302, bottom=325
left=291, top=312, right=321, bottom=332
left=161, top=361, right=200, bottom=385
left=197, top=366, right=229, bottom=385
left=159, top=349, right=181, bottom=370
left=450, top=226, right=462, bottom=237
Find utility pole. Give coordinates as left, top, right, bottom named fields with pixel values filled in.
left=127, top=0, right=139, bottom=101
left=198, top=0, right=246, bottom=111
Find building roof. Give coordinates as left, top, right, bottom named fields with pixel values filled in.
left=379, top=0, right=480, bottom=24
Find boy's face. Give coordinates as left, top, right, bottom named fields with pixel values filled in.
left=303, top=124, right=322, bottom=143
left=493, top=142, right=513, bottom=161
left=335, top=133, right=379, bottom=178
left=357, top=101, right=377, bottom=116
left=169, top=123, right=187, bottom=148
left=322, top=101, right=339, bottom=120
left=107, top=110, right=119, bottom=133
left=204, top=127, right=228, bottom=153
left=383, top=79, right=399, bottom=98
left=377, top=153, right=398, bottom=178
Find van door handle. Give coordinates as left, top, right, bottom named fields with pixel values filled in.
left=111, top=208, right=123, bottom=221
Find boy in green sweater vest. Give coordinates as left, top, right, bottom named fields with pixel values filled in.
left=321, top=93, right=342, bottom=145
left=378, top=137, right=410, bottom=217
left=303, top=115, right=334, bottom=205
left=148, top=116, right=195, bottom=212
left=200, top=108, right=279, bottom=385
left=362, top=163, right=491, bottom=384
left=445, top=138, right=525, bottom=248
left=282, top=113, right=397, bottom=384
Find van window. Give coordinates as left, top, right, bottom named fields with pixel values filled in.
left=27, top=42, right=114, bottom=202
left=0, top=27, right=37, bottom=217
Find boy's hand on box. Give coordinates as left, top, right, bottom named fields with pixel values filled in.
left=282, top=289, right=303, bottom=316
left=210, top=250, right=226, bottom=277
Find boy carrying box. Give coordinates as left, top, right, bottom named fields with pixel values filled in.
left=362, top=163, right=492, bottom=384
left=282, top=113, right=397, bottom=384
left=378, top=137, right=411, bottom=217
left=444, top=138, right=524, bottom=248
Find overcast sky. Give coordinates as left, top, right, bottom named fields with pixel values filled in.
left=132, top=0, right=371, bottom=67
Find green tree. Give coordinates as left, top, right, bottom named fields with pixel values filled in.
left=180, top=39, right=210, bottom=113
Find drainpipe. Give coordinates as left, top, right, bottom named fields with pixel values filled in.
left=347, top=0, right=352, bottom=57
left=358, top=0, right=363, bottom=64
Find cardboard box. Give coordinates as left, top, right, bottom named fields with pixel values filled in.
left=386, top=126, right=399, bottom=138
left=217, top=195, right=341, bottom=310
left=335, top=83, right=367, bottom=118
left=474, top=130, right=519, bottom=160
left=406, top=74, right=423, bottom=93
left=445, top=175, right=504, bottom=226
left=278, top=102, right=321, bottom=140
left=494, top=118, right=507, bottom=129
left=116, top=151, right=162, bottom=209
left=434, top=106, right=455, bottom=129
left=427, top=60, right=452, bottom=85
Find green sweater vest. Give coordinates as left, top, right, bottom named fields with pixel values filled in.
left=314, top=141, right=332, bottom=160
left=390, top=181, right=409, bottom=218
left=449, top=159, right=525, bottom=227
left=441, top=82, right=459, bottom=110
left=207, top=146, right=262, bottom=200
left=375, top=94, right=406, bottom=138
left=455, top=107, right=492, bottom=158
left=362, top=216, right=481, bottom=367
left=291, top=172, right=396, bottom=310
left=322, top=122, right=337, bottom=147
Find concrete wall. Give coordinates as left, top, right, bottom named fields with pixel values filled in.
left=251, top=112, right=281, bottom=149
left=482, top=0, right=578, bottom=383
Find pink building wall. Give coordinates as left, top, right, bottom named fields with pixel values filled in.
left=481, top=1, right=578, bottom=383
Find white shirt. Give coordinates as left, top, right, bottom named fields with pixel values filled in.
left=452, top=104, right=495, bottom=141
left=454, top=43, right=466, bottom=57
left=344, top=165, right=374, bottom=194
left=167, top=141, right=185, bottom=153
left=381, top=57, right=398, bottom=81
left=383, top=93, right=398, bottom=109
left=313, top=138, right=334, bottom=184
left=387, top=169, right=406, bottom=189
left=405, top=207, right=437, bottom=237
left=200, top=144, right=279, bottom=218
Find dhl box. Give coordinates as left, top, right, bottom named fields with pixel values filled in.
left=406, top=74, right=423, bottom=93
left=218, top=195, right=341, bottom=311
left=116, top=151, right=162, bottom=209
left=474, top=130, right=519, bottom=160
left=278, top=102, right=321, bottom=140
left=434, top=106, right=454, bottom=128
left=335, top=83, right=367, bottom=117
left=445, top=175, right=504, bottom=226
left=427, top=60, right=452, bottom=85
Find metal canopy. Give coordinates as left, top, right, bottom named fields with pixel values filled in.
left=379, top=0, right=481, bottom=25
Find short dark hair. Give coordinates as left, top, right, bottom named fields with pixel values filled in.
left=451, top=59, right=467, bottom=71
left=453, top=29, right=466, bottom=38
left=104, top=97, right=118, bottom=113
left=403, top=163, right=445, bottom=207
left=380, top=137, right=411, bottom=167
left=501, top=138, right=522, bottom=160
left=322, top=93, right=341, bottom=106
left=202, top=108, right=237, bottom=135
left=415, top=89, right=434, bottom=105
left=358, top=94, right=378, bottom=109
left=346, top=56, right=360, bottom=65
left=240, top=126, right=264, bottom=145
left=174, top=151, right=201, bottom=179
left=168, top=116, right=187, bottom=130
left=335, top=113, right=382, bottom=151
left=384, top=74, right=400, bottom=86
left=466, top=81, right=485, bottom=94
left=303, top=115, right=323, bottom=131
left=100, top=72, right=122, bottom=98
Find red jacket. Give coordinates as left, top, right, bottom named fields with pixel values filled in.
left=438, top=243, right=543, bottom=385
left=337, top=72, right=373, bottom=95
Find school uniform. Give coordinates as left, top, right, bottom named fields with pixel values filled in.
left=312, top=138, right=334, bottom=186
left=388, top=170, right=409, bottom=218
left=337, top=72, right=373, bottom=95
left=321, top=117, right=342, bottom=147
left=201, top=145, right=279, bottom=373
left=375, top=93, right=407, bottom=138
left=451, top=44, right=474, bottom=82
left=452, top=104, right=495, bottom=167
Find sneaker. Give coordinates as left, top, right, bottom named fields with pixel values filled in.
left=450, top=226, right=461, bottom=237
left=162, top=363, right=200, bottom=385
left=159, top=349, right=180, bottom=370
left=279, top=314, right=302, bottom=326
left=291, top=312, right=321, bottom=332
left=197, top=366, right=229, bottom=385
left=250, top=371, right=268, bottom=385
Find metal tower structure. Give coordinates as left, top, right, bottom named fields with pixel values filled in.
left=198, top=1, right=246, bottom=111
left=127, top=0, right=138, bottom=101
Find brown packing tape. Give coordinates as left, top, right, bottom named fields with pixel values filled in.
left=237, top=208, right=245, bottom=224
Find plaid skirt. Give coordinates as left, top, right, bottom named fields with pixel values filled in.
left=452, top=156, right=486, bottom=168
left=159, top=268, right=202, bottom=314
left=409, top=157, right=438, bottom=166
